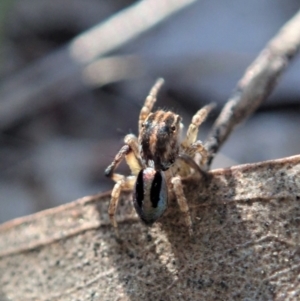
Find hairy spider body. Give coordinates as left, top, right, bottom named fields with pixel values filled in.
left=139, top=110, right=182, bottom=171
left=105, top=78, right=213, bottom=237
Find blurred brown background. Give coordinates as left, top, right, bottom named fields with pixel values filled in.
left=0, top=0, right=299, bottom=223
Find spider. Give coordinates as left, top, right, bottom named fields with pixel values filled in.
left=105, top=78, right=213, bottom=236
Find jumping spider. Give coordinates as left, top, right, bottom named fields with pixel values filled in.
left=105, top=78, right=213, bottom=236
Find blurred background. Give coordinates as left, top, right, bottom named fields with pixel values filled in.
left=0, top=0, right=299, bottom=223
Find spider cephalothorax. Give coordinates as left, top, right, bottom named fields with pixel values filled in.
left=139, top=110, right=182, bottom=171
left=105, top=78, right=213, bottom=237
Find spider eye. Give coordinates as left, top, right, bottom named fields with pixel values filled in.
left=141, top=123, right=145, bottom=127
left=171, top=126, right=176, bottom=131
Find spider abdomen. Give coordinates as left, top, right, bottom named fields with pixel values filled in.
left=133, top=167, right=168, bottom=225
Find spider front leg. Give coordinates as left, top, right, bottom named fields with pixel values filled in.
left=187, top=141, right=209, bottom=166
left=171, top=175, right=193, bottom=236
left=105, top=134, right=141, bottom=178
left=181, top=103, right=215, bottom=166
left=181, top=104, right=215, bottom=147
left=108, top=174, right=136, bottom=237
left=169, top=154, right=211, bottom=236
left=105, top=134, right=143, bottom=236
left=138, top=78, right=164, bottom=132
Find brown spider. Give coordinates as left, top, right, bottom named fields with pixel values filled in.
left=105, top=78, right=213, bottom=236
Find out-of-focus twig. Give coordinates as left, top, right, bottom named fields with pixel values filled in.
left=0, top=0, right=196, bottom=129
left=205, top=9, right=300, bottom=168
left=70, top=0, right=196, bottom=63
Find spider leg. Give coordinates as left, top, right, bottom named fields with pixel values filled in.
left=105, top=134, right=142, bottom=178
left=177, top=153, right=209, bottom=178
left=185, top=141, right=209, bottom=166
left=181, top=103, right=215, bottom=148
left=171, top=175, right=193, bottom=236
left=108, top=174, right=136, bottom=237
left=104, top=145, right=130, bottom=178
left=138, top=78, right=164, bottom=132
left=105, top=133, right=144, bottom=236
left=124, top=134, right=143, bottom=174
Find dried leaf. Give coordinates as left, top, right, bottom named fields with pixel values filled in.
left=1, top=155, right=299, bottom=300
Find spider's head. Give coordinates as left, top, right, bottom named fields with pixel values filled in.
left=139, top=110, right=182, bottom=171
left=133, top=167, right=168, bottom=224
